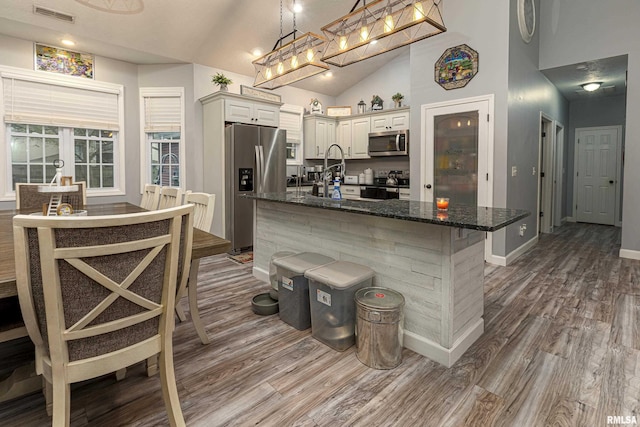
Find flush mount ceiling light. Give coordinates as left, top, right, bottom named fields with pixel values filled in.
left=321, top=0, right=446, bottom=67
left=581, top=82, right=602, bottom=92
left=253, top=0, right=328, bottom=89
left=75, top=0, right=144, bottom=14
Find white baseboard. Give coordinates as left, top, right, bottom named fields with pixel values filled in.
left=565, top=216, right=576, bottom=223
left=620, top=249, right=640, bottom=260
left=403, top=318, right=484, bottom=367
left=485, top=235, right=538, bottom=267
left=253, top=265, right=269, bottom=283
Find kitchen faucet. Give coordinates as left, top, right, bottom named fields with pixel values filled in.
left=323, top=144, right=346, bottom=198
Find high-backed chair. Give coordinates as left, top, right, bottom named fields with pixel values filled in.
left=175, top=192, right=216, bottom=344
left=13, top=205, right=193, bottom=427
left=140, top=184, right=161, bottom=210
left=16, top=182, right=86, bottom=213
left=158, top=187, right=182, bottom=210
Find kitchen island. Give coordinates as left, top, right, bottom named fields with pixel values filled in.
left=248, top=193, right=528, bottom=367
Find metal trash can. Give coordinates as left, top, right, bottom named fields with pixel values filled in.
left=355, top=287, right=405, bottom=369
left=269, top=251, right=295, bottom=300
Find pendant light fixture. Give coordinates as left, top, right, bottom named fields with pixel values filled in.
left=321, top=0, right=446, bottom=67
left=253, top=0, right=329, bottom=90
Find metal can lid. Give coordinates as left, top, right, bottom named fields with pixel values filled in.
left=355, top=287, right=405, bottom=310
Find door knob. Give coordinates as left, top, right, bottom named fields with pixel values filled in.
left=609, top=180, right=614, bottom=184
left=425, top=184, right=432, bottom=189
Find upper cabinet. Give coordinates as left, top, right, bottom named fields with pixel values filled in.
left=304, top=116, right=337, bottom=159
left=337, top=116, right=370, bottom=159
left=370, top=110, right=410, bottom=132
left=225, top=96, right=280, bottom=127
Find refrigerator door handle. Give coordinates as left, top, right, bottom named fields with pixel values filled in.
left=255, top=145, right=262, bottom=193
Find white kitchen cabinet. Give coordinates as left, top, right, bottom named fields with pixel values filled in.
left=225, top=97, right=280, bottom=127
left=336, top=119, right=353, bottom=158
left=304, top=116, right=337, bottom=159
left=351, top=117, right=370, bottom=158
left=370, top=110, right=410, bottom=132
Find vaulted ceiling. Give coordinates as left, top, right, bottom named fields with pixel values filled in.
left=0, top=0, right=406, bottom=96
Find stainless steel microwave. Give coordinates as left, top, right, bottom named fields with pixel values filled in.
left=368, top=130, right=409, bottom=156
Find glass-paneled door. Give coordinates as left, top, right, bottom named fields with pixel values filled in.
left=422, top=96, right=492, bottom=209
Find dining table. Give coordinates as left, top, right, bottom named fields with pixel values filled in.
left=0, top=202, right=231, bottom=403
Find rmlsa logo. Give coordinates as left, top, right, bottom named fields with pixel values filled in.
left=607, top=415, right=638, bottom=425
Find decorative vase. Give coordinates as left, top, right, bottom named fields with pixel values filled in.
left=219, top=84, right=228, bottom=92
left=394, top=100, right=402, bottom=108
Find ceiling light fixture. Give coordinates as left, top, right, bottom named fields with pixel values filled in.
left=292, top=2, right=303, bottom=13
left=581, top=82, right=602, bottom=92
left=75, top=0, right=144, bottom=14
left=253, top=0, right=328, bottom=89
left=321, top=0, right=446, bottom=67
left=61, top=39, right=75, bottom=46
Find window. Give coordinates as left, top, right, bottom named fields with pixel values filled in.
left=280, top=104, right=304, bottom=165
left=139, top=88, right=185, bottom=191
left=1, top=66, right=125, bottom=199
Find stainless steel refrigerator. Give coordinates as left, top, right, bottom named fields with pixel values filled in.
left=225, top=123, right=286, bottom=252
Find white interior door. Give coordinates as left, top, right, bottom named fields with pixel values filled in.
left=575, top=127, right=619, bottom=225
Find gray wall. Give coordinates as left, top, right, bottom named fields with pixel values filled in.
left=505, top=0, right=569, bottom=254
left=409, top=0, right=511, bottom=255
left=539, top=0, right=640, bottom=254
left=0, top=33, right=141, bottom=209
left=566, top=95, right=626, bottom=219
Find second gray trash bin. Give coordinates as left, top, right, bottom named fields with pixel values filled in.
left=273, top=252, right=334, bottom=330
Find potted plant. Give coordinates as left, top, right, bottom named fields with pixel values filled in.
left=212, top=72, right=232, bottom=91
left=392, top=92, right=404, bottom=108
left=371, top=95, right=383, bottom=110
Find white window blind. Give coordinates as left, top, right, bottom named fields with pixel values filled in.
left=2, top=76, right=120, bottom=130
left=142, top=96, right=182, bottom=132
left=280, top=104, right=303, bottom=144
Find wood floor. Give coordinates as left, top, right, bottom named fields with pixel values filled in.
left=1, top=222, right=639, bottom=426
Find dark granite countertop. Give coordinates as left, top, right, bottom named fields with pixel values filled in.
left=246, top=192, right=529, bottom=232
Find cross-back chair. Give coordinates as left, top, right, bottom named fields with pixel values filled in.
left=16, top=182, right=87, bottom=213
left=140, top=184, right=161, bottom=210
left=13, top=205, right=194, bottom=427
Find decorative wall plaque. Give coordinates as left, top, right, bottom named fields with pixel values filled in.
left=34, top=43, right=94, bottom=79
left=434, top=44, right=478, bottom=90
left=240, top=85, right=281, bottom=102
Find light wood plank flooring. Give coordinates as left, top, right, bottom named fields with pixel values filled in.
left=1, top=223, right=639, bottom=426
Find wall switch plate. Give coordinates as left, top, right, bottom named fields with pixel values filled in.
left=511, top=166, right=517, bottom=176
left=519, top=223, right=527, bottom=236
left=532, top=166, right=536, bottom=175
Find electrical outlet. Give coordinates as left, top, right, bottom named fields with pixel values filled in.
left=511, top=166, right=517, bottom=177
left=532, top=166, right=536, bottom=175
left=519, top=223, right=527, bottom=236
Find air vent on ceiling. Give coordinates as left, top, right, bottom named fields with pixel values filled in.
left=33, top=5, right=75, bottom=23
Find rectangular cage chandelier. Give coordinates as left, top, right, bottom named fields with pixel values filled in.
left=321, top=0, right=447, bottom=67
left=253, top=31, right=329, bottom=90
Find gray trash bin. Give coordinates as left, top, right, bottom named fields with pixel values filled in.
left=269, top=251, right=295, bottom=301
left=355, top=287, right=405, bottom=369
left=305, top=261, right=374, bottom=351
left=273, top=252, right=334, bottom=330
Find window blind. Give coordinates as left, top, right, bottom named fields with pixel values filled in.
left=2, top=76, right=120, bottom=130
left=279, top=106, right=303, bottom=144
left=143, top=96, right=182, bottom=132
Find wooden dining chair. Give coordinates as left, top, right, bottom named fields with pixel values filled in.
left=16, top=182, right=86, bottom=212
left=140, top=184, right=161, bottom=210
left=158, top=187, right=182, bottom=210
left=175, top=192, right=216, bottom=344
left=13, top=205, right=194, bottom=427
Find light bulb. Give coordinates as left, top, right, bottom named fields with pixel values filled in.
left=457, top=121, right=461, bottom=128
left=291, top=55, right=299, bottom=69
left=277, top=62, right=284, bottom=75
left=360, top=24, right=369, bottom=42
left=414, top=2, right=424, bottom=21
left=339, top=36, right=348, bottom=50
left=306, top=48, right=314, bottom=62
left=384, top=14, right=394, bottom=32
left=467, top=120, right=471, bottom=126
left=265, top=68, right=272, bottom=79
